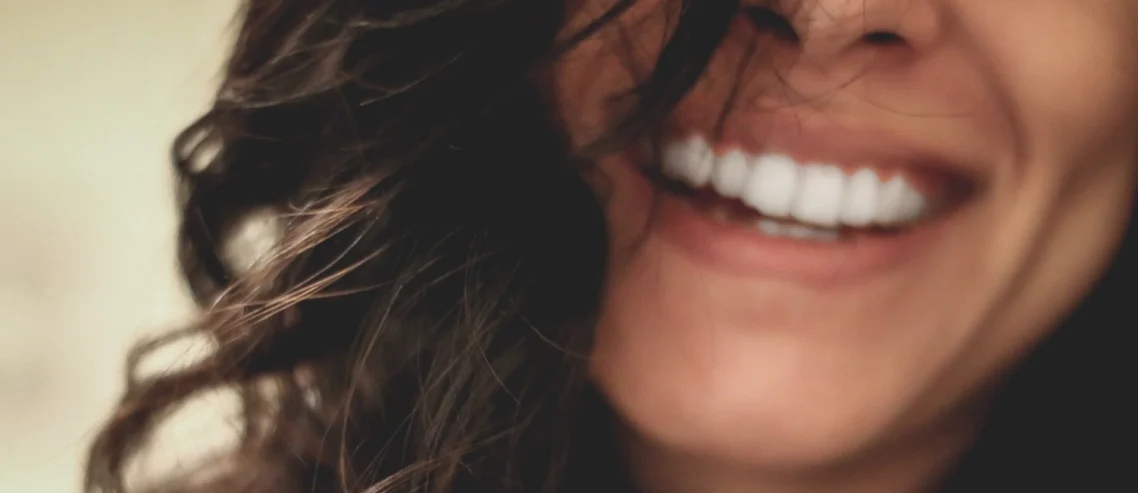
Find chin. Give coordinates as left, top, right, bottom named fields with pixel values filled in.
left=588, top=243, right=967, bottom=470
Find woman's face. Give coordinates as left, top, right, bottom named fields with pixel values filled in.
left=549, top=0, right=1138, bottom=476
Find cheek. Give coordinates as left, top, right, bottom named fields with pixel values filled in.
left=544, top=41, right=632, bottom=146
left=974, top=4, right=1138, bottom=170
left=544, top=0, right=672, bottom=147
left=939, top=1, right=1138, bottom=403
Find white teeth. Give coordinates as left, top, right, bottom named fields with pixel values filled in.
left=791, top=164, right=845, bottom=228
left=756, top=219, right=840, bottom=242
left=662, top=136, right=715, bottom=188
left=876, top=176, right=926, bottom=224
left=785, top=224, right=840, bottom=241
left=840, top=169, right=880, bottom=227
left=660, top=136, right=932, bottom=229
left=711, top=150, right=751, bottom=198
left=756, top=218, right=784, bottom=236
left=743, top=154, right=799, bottom=217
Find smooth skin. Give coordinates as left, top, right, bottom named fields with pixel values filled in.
left=548, top=1, right=1138, bottom=492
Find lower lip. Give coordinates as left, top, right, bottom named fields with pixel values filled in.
left=654, top=193, right=947, bottom=284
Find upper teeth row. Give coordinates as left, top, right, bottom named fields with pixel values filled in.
left=661, top=136, right=929, bottom=228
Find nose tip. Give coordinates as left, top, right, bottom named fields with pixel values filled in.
left=749, top=0, right=940, bottom=64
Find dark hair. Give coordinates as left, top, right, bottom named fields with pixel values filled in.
left=85, top=1, right=1136, bottom=492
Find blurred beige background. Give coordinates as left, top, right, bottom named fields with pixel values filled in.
left=0, top=1, right=238, bottom=491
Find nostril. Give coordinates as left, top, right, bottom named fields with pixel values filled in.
left=862, top=30, right=905, bottom=46
left=744, top=6, right=800, bottom=43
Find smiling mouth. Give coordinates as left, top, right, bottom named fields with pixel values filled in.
left=653, top=134, right=977, bottom=242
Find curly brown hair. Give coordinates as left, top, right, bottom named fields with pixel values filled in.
left=84, top=1, right=737, bottom=492
left=85, top=1, right=1137, bottom=492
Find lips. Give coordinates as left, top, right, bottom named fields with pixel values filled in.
left=624, top=122, right=984, bottom=281
left=661, top=135, right=938, bottom=230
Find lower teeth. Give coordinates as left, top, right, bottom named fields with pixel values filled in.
left=756, top=219, right=840, bottom=242
left=704, top=203, right=843, bottom=242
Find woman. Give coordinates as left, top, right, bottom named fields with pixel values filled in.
left=86, top=1, right=1136, bottom=492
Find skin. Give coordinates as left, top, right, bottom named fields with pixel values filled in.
left=547, top=1, right=1138, bottom=492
